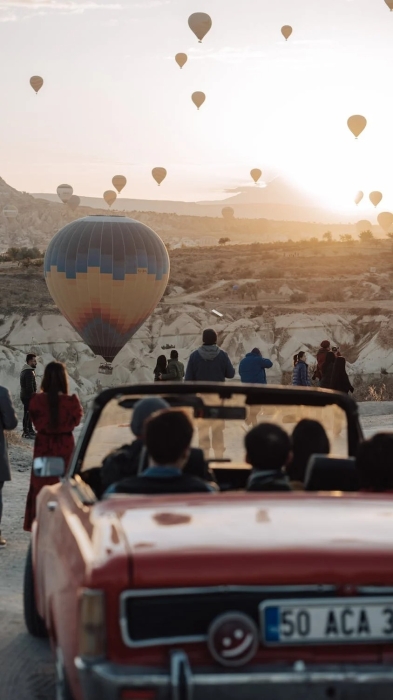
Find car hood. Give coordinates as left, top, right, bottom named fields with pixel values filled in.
left=95, top=493, right=393, bottom=589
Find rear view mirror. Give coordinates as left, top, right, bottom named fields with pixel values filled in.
left=33, top=457, right=65, bottom=478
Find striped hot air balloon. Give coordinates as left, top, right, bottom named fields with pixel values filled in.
left=44, top=216, right=170, bottom=364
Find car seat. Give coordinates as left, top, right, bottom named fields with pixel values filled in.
left=304, top=455, right=359, bottom=492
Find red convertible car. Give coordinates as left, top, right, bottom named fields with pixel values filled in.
left=24, top=383, right=393, bottom=699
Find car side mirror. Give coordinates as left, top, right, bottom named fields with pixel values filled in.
left=33, top=457, right=65, bottom=478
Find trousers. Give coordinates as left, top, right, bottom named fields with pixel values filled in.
left=22, top=398, right=33, bottom=435
left=197, top=421, right=225, bottom=460
left=0, top=481, right=4, bottom=524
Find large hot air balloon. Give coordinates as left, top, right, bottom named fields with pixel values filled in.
left=67, top=195, right=80, bottom=212
left=369, top=191, right=383, bottom=208
left=378, top=212, right=393, bottom=233
left=385, top=1, right=393, bottom=10
left=57, top=184, right=73, bottom=204
left=347, top=115, right=367, bottom=139
left=192, top=91, right=206, bottom=110
left=112, top=175, right=127, bottom=194
left=3, top=205, right=18, bottom=219
left=152, top=168, right=167, bottom=186
left=44, top=216, right=170, bottom=366
left=30, top=76, right=43, bottom=94
left=354, top=191, right=363, bottom=206
left=356, top=219, right=372, bottom=235
left=175, top=53, right=188, bottom=69
left=188, top=13, right=212, bottom=42
left=222, top=207, right=235, bottom=220
left=281, top=25, right=293, bottom=41
left=104, top=190, right=117, bottom=208
left=250, top=169, right=262, bottom=184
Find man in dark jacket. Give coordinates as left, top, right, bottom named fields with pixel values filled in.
left=20, top=353, right=37, bottom=439
left=239, top=348, right=273, bottom=384
left=107, top=409, right=215, bottom=496
left=161, top=350, right=185, bottom=382
left=245, top=423, right=292, bottom=492
left=185, top=329, right=235, bottom=382
left=0, top=386, right=18, bottom=546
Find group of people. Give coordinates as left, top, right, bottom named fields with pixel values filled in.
left=292, top=341, right=354, bottom=394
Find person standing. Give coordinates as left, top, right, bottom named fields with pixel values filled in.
left=153, top=355, right=167, bottom=382
left=20, top=353, right=37, bottom=439
left=330, top=356, right=354, bottom=395
left=160, top=350, right=185, bottom=381
left=0, top=386, right=18, bottom=547
left=23, top=361, right=83, bottom=531
left=292, top=352, right=311, bottom=387
left=239, top=348, right=273, bottom=384
left=313, top=340, right=331, bottom=382
left=320, top=351, right=336, bottom=389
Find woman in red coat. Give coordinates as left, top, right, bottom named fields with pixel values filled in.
left=23, top=361, right=83, bottom=531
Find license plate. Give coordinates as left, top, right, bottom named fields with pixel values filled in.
left=260, top=597, right=393, bottom=646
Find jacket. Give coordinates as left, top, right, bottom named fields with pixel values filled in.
left=0, top=386, right=18, bottom=482
left=292, top=361, right=311, bottom=387
left=20, top=364, right=37, bottom=401
left=246, top=469, right=292, bottom=492
left=314, top=347, right=329, bottom=381
left=161, top=359, right=185, bottom=382
left=320, top=363, right=334, bottom=389
left=331, top=373, right=354, bottom=394
left=185, top=345, right=235, bottom=382
left=239, top=353, right=273, bottom=385
left=109, top=470, right=215, bottom=496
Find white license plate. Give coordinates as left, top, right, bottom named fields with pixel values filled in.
left=260, top=597, right=393, bottom=646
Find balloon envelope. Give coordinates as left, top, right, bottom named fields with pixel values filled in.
left=44, top=216, right=170, bottom=363
left=188, top=12, right=212, bottom=42
left=222, top=207, right=234, bottom=220
left=192, top=91, right=206, bottom=110
left=152, top=168, right=167, bottom=186
left=356, top=220, right=372, bottom=234
left=104, top=190, right=117, bottom=207
left=175, top=53, right=188, bottom=68
left=385, top=0, right=393, bottom=10
left=281, top=25, right=293, bottom=40
left=57, top=184, right=73, bottom=203
left=354, top=191, right=363, bottom=206
left=67, top=195, right=80, bottom=212
left=347, top=115, right=367, bottom=138
left=30, top=76, right=43, bottom=93
left=112, top=175, right=127, bottom=194
left=378, top=212, right=393, bottom=233
left=3, top=205, right=18, bottom=219
left=369, top=191, right=383, bottom=208
left=250, top=168, right=262, bottom=184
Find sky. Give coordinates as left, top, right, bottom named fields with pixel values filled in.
left=0, top=0, right=392, bottom=217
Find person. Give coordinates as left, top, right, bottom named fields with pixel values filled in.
left=239, top=348, right=273, bottom=385
left=330, top=356, right=354, bottom=394
left=313, top=340, right=330, bottom=382
left=185, top=329, right=235, bottom=382
left=319, top=351, right=336, bottom=389
left=245, top=423, right=292, bottom=492
left=23, top=362, right=83, bottom=531
left=288, top=419, right=330, bottom=489
left=20, top=353, right=37, bottom=439
left=160, top=350, right=185, bottom=382
left=107, top=409, right=215, bottom=495
left=153, top=355, right=167, bottom=382
left=292, top=352, right=311, bottom=386
left=357, top=434, right=393, bottom=492
left=0, top=387, right=18, bottom=547
left=332, top=346, right=341, bottom=357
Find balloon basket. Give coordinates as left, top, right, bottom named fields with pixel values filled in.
left=98, top=363, right=113, bottom=375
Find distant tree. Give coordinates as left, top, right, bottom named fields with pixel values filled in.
left=323, top=231, right=332, bottom=243
left=359, top=230, right=374, bottom=242
left=387, top=232, right=393, bottom=240
left=309, top=237, right=319, bottom=245
left=218, top=237, right=230, bottom=245
left=340, top=234, right=353, bottom=243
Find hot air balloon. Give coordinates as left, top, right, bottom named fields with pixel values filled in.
left=378, top=212, right=393, bottom=233
left=369, top=191, right=383, bottom=208
left=347, top=115, right=367, bottom=139
left=30, top=76, right=43, bottom=94
left=112, top=175, right=127, bottom=194
left=222, top=207, right=235, bottom=220
left=57, top=184, right=73, bottom=204
left=67, top=195, right=80, bottom=212
left=192, top=91, right=206, bottom=110
left=281, top=25, right=292, bottom=41
left=3, top=205, right=18, bottom=219
left=152, top=168, right=167, bottom=186
left=354, top=191, right=363, bottom=206
left=356, top=220, right=372, bottom=235
left=44, top=216, right=170, bottom=367
left=385, top=0, right=393, bottom=10
left=104, top=190, right=117, bottom=208
left=250, top=169, right=262, bottom=184
left=188, top=12, right=212, bottom=42
left=175, top=53, right=188, bottom=69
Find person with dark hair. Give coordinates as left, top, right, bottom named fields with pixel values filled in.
left=357, top=434, right=393, bottom=492
left=330, top=356, right=354, bottom=394
left=160, top=349, right=185, bottom=382
left=320, top=351, right=336, bottom=389
left=20, top=352, right=37, bottom=438
left=108, top=410, right=215, bottom=495
left=288, top=419, right=330, bottom=489
left=239, top=348, right=273, bottom=385
left=292, top=352, right=311, bottom=386
left=245, top=423, right=292, bottom=492
left=153, top=355, right=167, bottom=382
left=23, top=361, right=83, bottom=531
left=0, top=386, right=18, bottom=547
left=313, top=340, right=330, bottom=382
left=185, top=329, right=235, bottom=382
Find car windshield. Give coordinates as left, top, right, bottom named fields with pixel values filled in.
left=80, top=391, right=349, bottom=473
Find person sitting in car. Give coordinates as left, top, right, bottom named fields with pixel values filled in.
left=288, top=419, right=330, bottom=490
left=106, top=409, right=216, bottom=495
left=245, top=423, right=293, bottom=492
left=356, top=433, right=393, bottom=493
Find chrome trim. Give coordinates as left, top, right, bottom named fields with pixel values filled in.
left=119, top=584, right=337, bottom=649
left=171, top=650, right=193, bottom=700
left=358, top=587, right=393, bottom=595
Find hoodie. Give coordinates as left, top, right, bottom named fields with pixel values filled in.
left=20, top=364, right=37, bottom=401
left=185, top=344, right=235, bottom=382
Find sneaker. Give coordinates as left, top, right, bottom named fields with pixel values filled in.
left=0, top=532, right=6, bottom=547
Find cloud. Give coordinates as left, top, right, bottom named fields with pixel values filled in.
left=0, top=1, right=122, bottom=11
